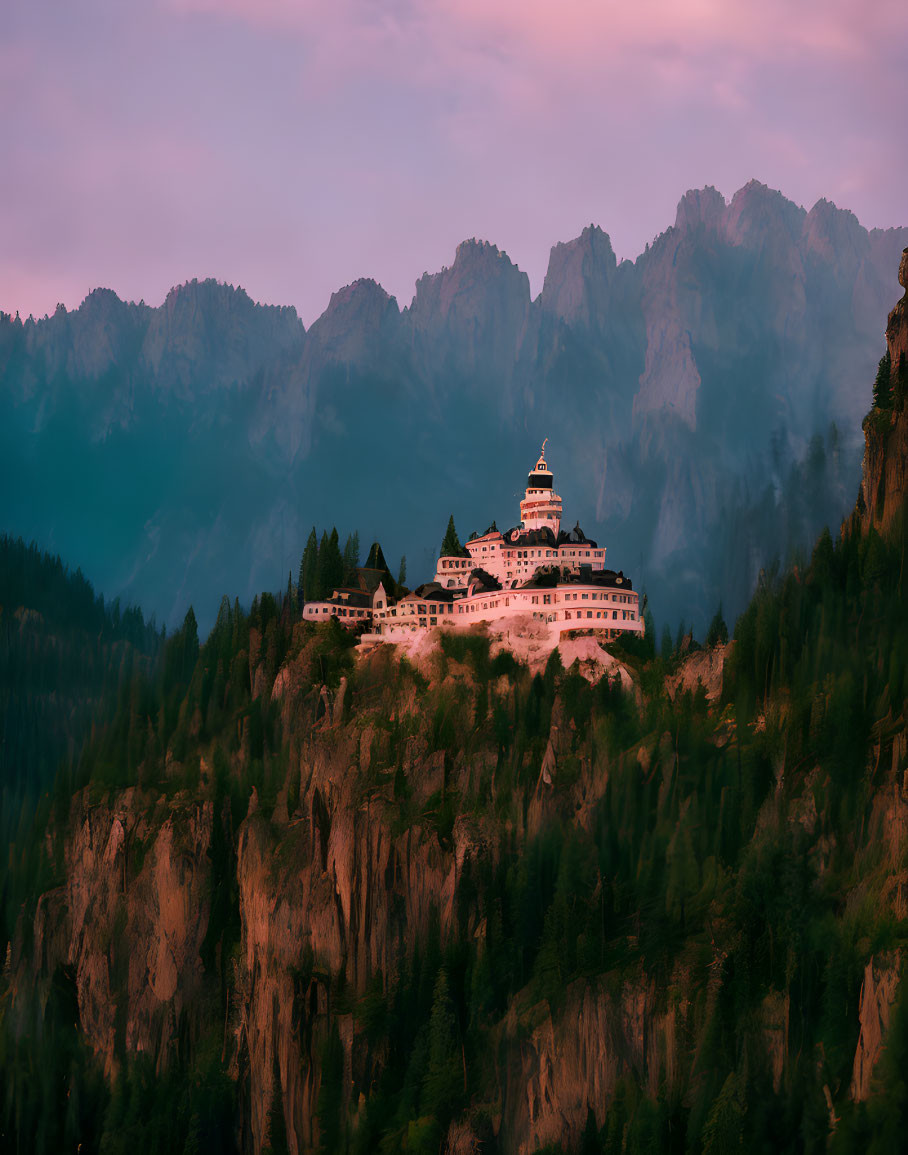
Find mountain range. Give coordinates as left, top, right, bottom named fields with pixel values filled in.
left=2, top=180, right=905, bottom=632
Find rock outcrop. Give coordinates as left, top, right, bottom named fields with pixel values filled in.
left=27, top=789, right=213, bottom=1076
left=857, top=248, right=908, bottom=536
left=850, top=951, right=903, bottom=1101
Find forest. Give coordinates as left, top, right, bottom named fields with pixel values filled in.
left=0, top=444, right=906, bottom=1153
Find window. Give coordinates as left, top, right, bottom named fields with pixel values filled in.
left=587, top=611, right=592, bottom=619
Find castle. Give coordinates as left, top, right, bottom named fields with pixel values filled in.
left=302, top=443, right=643, bottom=642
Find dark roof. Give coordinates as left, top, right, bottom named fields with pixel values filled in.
left=518, top=565, right=633, bottom=592
left=353, top=567, right=390, bottom=594
left=557, top=522, right=598, bottom=547
left=412, top=582, right=457, bottom=603
left=328, top=587, right=373, bottom=608
left=500, top=525, right=559, bottom=548
left=497, top=524, right=599, bottom=549
left=465, top=568, right=502, bottom=594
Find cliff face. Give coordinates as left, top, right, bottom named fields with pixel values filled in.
left=857, top=248, right=908, bottom=536
left=26, top=789, right=213, bottom=1076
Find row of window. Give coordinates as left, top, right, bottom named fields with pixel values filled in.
left=474, top=546, right=604, bottom=559
left=563, top=609, right=635, bottom=621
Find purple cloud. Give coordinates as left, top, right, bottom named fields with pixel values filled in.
left=1, top=0, right=905, bottom=324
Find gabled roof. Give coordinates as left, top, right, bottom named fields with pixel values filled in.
left=353, top=567, right=391, bottom=594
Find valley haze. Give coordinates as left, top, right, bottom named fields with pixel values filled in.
left=2, top=181, right=905, bottom=636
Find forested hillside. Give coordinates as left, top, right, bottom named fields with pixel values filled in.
left=0, top=536, right=160, bottom=940
left=1, top=258, right=907, bottom=1154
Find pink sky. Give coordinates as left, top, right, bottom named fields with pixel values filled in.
left=2, top=0, right=906, bottom=324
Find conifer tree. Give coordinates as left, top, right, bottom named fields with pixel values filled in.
left=706, top=603, right=729, bottom=647
left=398, top=555, right=407, bottom=588
left=872, top=350, right=892, bottom=410
left=441, top=516, right=462, bottom=557
left=314, top=531, right=330, bottom=601
left=342, top=531, right=360, bottom=582
left=324, top=528, right=344, bottom=593
left=422, top=968, right=462, bottom=1124
left=181, top=607, right=199, bottom=682
left=300, top=528, right=318, bottom=604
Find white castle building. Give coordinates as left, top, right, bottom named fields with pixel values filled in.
left=304, top=442, right=643, bottom=642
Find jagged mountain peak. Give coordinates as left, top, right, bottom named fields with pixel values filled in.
left=308, top=277, right=401, bottom=359
left=320, top=276, right=398, bottom=317
left=140, top=277, right=304, bottom=391
left=409, top=238, right=530, bottom=323
left=723, top=179, right=807, bottom=245
left=803, top=197, right=868, bottom=267
left=674, top=185, right=727, bottom=232
left=411, top=237, right=529, bottom=307
left=540, top=224, right=618, bottom=328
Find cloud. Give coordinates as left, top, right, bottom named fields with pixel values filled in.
left=1, top=0, right=905, bottom=323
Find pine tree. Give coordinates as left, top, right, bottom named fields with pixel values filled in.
left=300, top=528, right=318, bottom=604
left=314, top=531, right=330, bottom=601
left=181, top=607, right=199, bottom=682
left=342, top=531, right=360, bottom=582
left=701, top=1071, right=744, bottom=1154
left=706, top=603, right=729, bottom=648
left=398, top=555, right=407, bottom=588
left=441, top=516, right=462, bottom=557
left=422, top=968, right=462, bottom=1124
left=872, top=350, right=892, bottom=410
left=324, top=528, right=344, bottom=593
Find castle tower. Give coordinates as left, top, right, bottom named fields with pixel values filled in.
left=519, top=440, right=562, bottom=535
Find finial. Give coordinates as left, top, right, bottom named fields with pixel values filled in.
left=541, top=438, right=548, bottom=459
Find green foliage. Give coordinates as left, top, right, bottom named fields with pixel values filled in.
left=705, top=602, right=729, bottom=647
left=300, top=527, right=318, bottom=603
left=342, top=531, right=361, bottom=582
left=872, top=350, right=892, bottom=411
left=422, top=968, right=463, bottom=1126
left=6, top=468, right=908, bottom=1155
left=701, top=1071, right=745, bottom=1154
left=441, top=515, right=463, bottom=558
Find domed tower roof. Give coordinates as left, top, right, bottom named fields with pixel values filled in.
left=527, top=439, right=553, bottom=490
